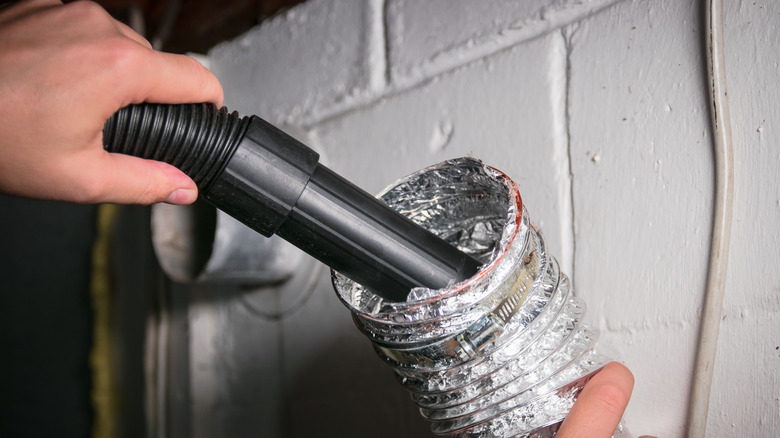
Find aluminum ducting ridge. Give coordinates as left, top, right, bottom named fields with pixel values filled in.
left=332, top=158, right=630, bottom=437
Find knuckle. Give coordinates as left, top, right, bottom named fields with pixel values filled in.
left=64, top=1, right=110, bottom=22
left=134, top=161, right=172, bottom=204
left=100, top=38, right=147, bottom=75
left=590, top=381, right=631, bottom=417
left=136, top=180, right=162, bottom=204
left=52, top=1, right=112, bottom=32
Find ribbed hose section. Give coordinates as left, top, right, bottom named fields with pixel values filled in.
left=103, top=103, right=251, bottom=191
left=332, top=159, right=624, bottom=437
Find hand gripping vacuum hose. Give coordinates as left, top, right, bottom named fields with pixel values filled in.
left=102, top=103, right=482, bottom=302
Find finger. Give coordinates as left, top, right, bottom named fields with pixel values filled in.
left=81, top=152, right=198, bottom=205
left=556, top=362, right=634, bottom=438
left=128, top=51, right=224, bottom=107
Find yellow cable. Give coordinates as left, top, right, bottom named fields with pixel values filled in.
left=90, top=204, right=119, bottom=438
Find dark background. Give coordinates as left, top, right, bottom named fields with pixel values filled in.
left=95, top=0, right=306, bottom=54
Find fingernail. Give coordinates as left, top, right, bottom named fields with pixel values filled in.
left=164, top=188, right=197, bottom=205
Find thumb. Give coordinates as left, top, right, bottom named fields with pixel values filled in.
left=84, top=152, right=198, bottom=205
left=556, top=362, right=634, bottom=438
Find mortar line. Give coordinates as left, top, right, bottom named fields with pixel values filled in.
left=366, top=0, right=388, bottom=93
left=301, top=0, right=624, bottom=130
left=382, top=0, right=392, bottom=87
left=550, top=28, right=576, bottom=281
left=563, top=28, right=577, bottom=284
left=301, top=28, right=550, bottom=130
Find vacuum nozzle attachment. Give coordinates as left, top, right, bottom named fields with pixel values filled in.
left=103, top=103, right=482, bottom=301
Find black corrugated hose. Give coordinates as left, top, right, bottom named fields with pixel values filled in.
left=103, top=103, right=482, bottom=302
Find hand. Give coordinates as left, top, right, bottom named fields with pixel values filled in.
left=557, top=362, right=641, bottom=438
left=0, top=0, right=223, bottom=205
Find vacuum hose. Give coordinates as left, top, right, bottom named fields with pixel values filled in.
left=103, top=103, right=482, bottom=302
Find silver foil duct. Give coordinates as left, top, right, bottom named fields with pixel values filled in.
left=332, top=158, right=624, bottom=437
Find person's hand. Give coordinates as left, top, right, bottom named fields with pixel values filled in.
left=557, top=362, right=639, bottom=438
left=0, top=0, right=223, bottom=205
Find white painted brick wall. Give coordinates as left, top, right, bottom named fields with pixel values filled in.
left=708, top=0, right=780, bottom=435
left=566, top=1, right=713, bottom=435
left=209, top=0, right=376, bottom=125
left=180, top=0, right=780, bottom=436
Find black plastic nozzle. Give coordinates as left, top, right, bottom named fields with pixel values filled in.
left=103, top=103, right=482, bottom=301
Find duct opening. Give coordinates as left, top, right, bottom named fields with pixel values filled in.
left=332, top=157, right=623, bottom=437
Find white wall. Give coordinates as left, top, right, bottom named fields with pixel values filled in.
left=178, top=0, right=780, bottom=436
